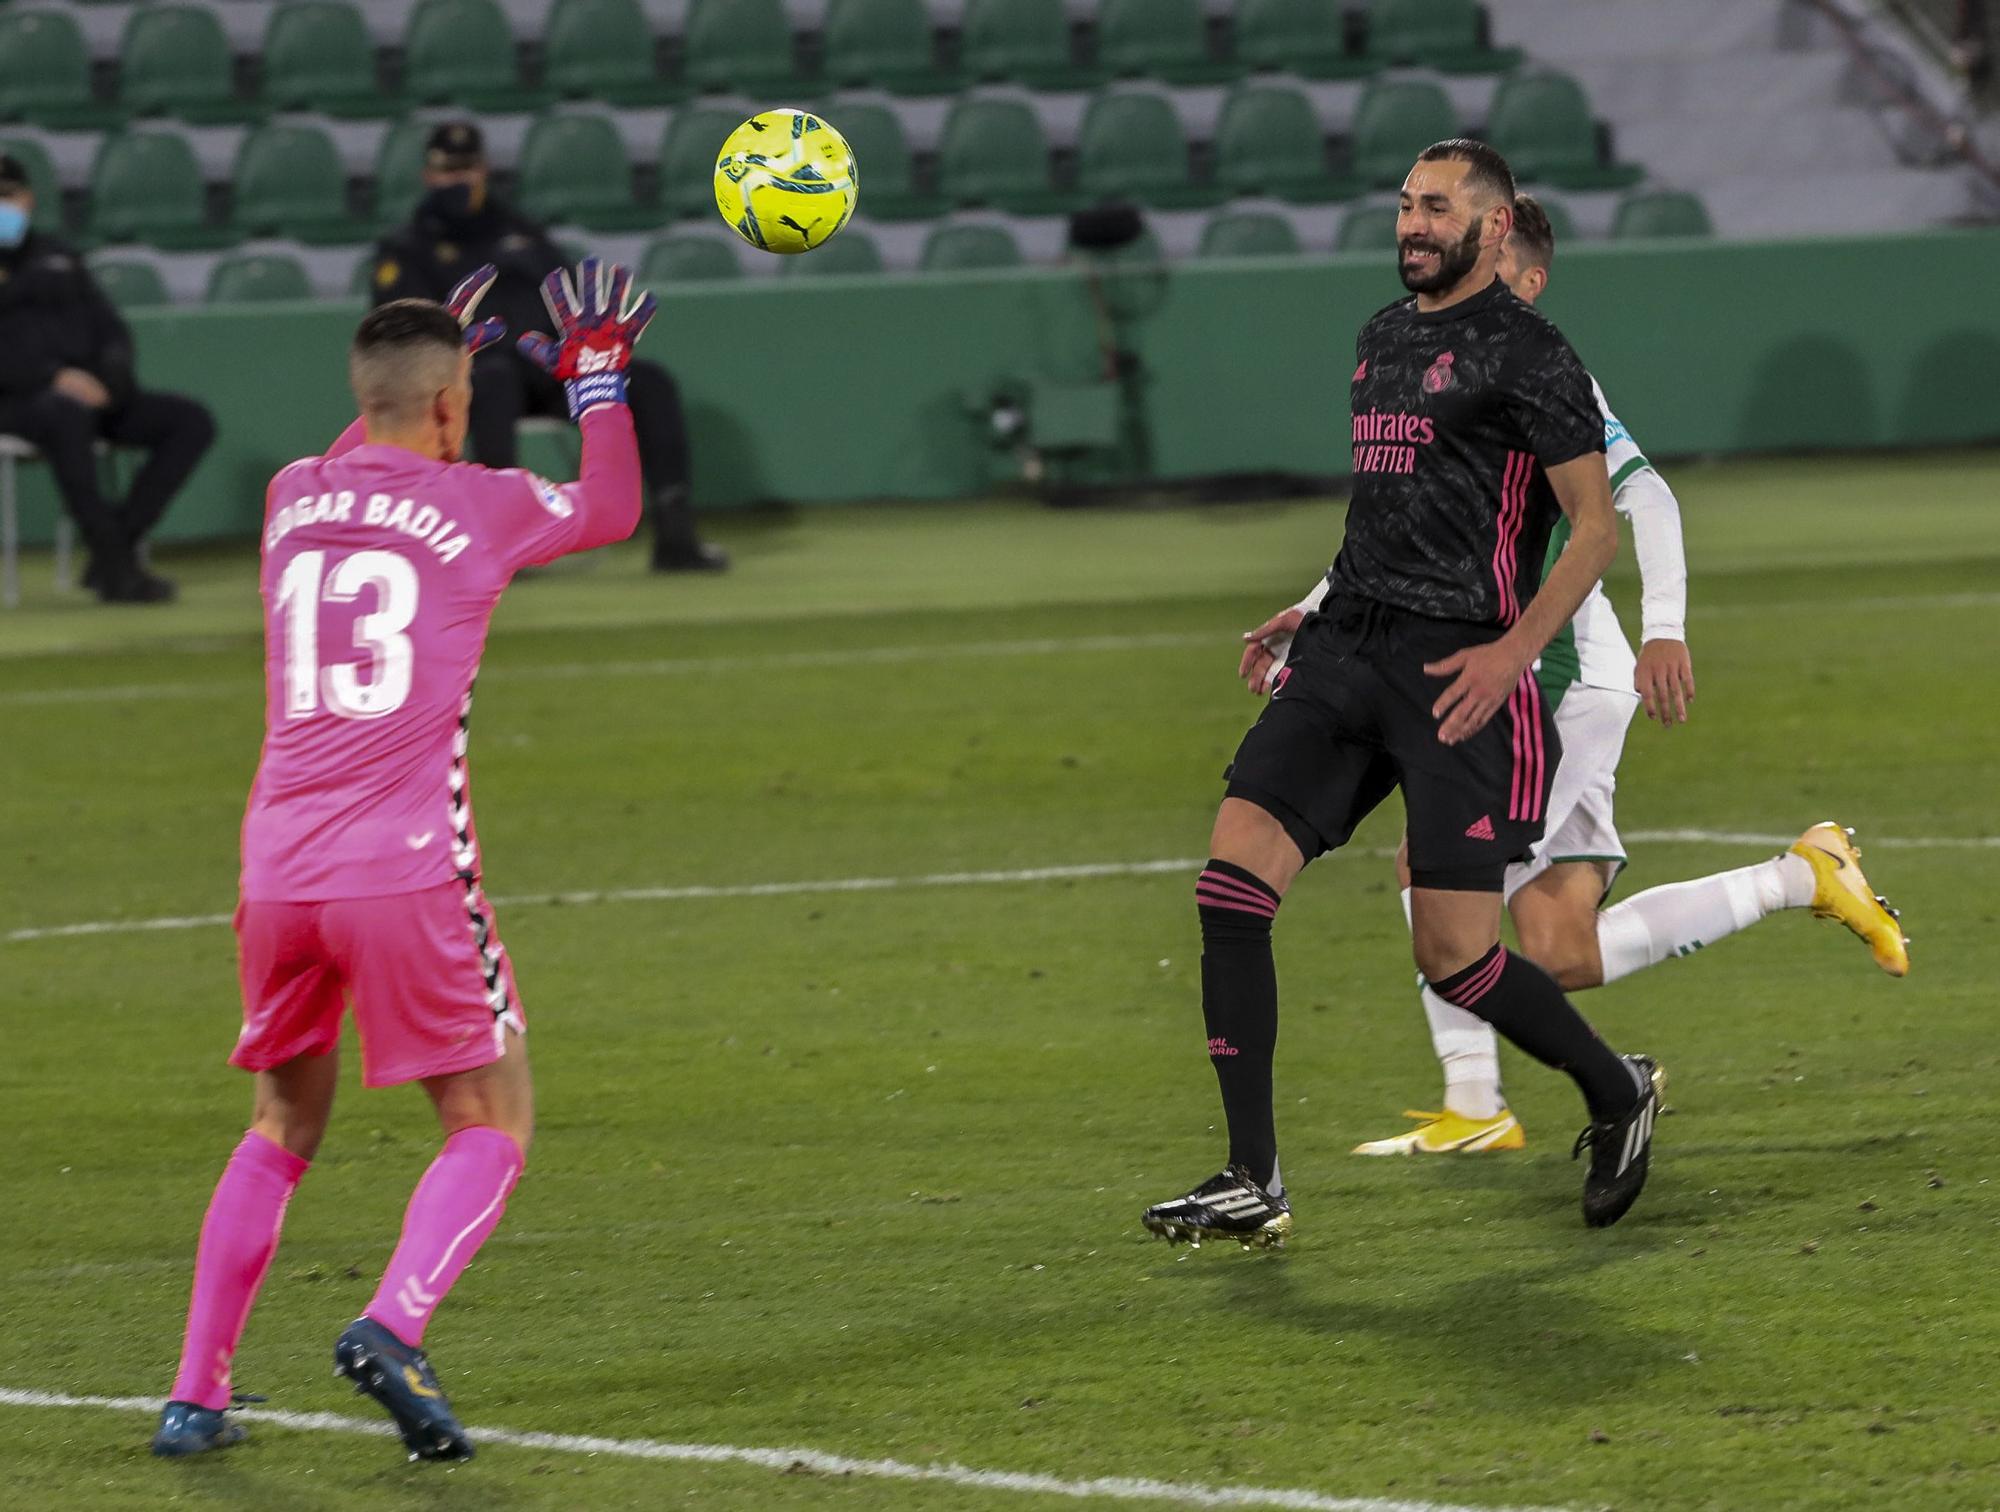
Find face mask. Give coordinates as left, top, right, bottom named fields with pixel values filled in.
left=0, top=203, right=28, bottom=249
left=421, top=183, right=478, bottom=225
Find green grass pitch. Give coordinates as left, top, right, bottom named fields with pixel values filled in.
left=3, top=450, right=1997, bottom=1511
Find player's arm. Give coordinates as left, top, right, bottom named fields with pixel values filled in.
left=1617, top=463, right=1695, bottom=725
left=1238, top=575, right=1330, bottom=694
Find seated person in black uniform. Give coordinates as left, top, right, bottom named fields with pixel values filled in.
left=0, top=154, right=213, bottom=603
left=371, top=122, right=726, bottom=573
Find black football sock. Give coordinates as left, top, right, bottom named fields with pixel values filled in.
left=1432, top=944, right=1639, bottom=1122
left=1195, top=860, right=1284, bottom=1193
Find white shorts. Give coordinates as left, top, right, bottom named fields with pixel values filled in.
left=1503, top=683, right=1639, bottom=903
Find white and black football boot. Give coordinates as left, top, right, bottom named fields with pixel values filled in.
left=1141, top=1163, right=1292, bottom=1249
left=1574, top=1054, right=1662, bottom=1229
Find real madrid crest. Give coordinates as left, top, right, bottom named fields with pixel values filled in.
left=1422, top=351, right=1456, bottom=395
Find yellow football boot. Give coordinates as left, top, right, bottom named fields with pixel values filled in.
left=1352, top=1107, right=1526, bottom=1156
left=1789, top=822, right=1910, bottom=977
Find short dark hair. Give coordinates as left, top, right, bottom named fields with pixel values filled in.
left=350, top=300, right=464, bottom=423
left=353, top=298, right=463, bottom=359
left=1508, top=192, right=1556, bottom=269
left=1415, top=138, right=1517, bottom=210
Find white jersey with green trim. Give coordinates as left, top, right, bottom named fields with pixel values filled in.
left=1535, top=377, right=1687, bottom=699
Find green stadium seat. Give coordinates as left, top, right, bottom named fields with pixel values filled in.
left=90, top=257, right=173, bottom=307
left=1612, top=188, right=1713, bottom=240
left=961, top=0, right=1100, bottom=89
left=518, top=113, right=655, bottom=231
left=120, top=4, right=261, bottom=124
left=1077, top=92, right=1224, bottom=210
left=1348, top=78, right=1457, bottom=187
left=1365, top=0, right=1520, bottom=73
left=828, top=102, right=944, bottom=221
left=822, top=0, right=954, bottom=94
left=88, top=129, right=234, bottom=249
left=1215, top=83, right=1354, bottom=203
left=681, top=0, right=803, bottom=94
left=231, top=124, right=365, bottom=243
left=1236, top=0, right=1372, bottom=79
left=0, top=136, right=62, bottom=218
left=544, top=0, right=662, bottom=106
left=206, top=251, right=313, bottom=303
left=658, top=106, right=744, bottom=219
left=779, top=229, right=883, bottom=277
left=937, top=97, right=1069, bottom=215
left=1096, top=0, right=1235, bottom=84
left=0, top=9, right=118, bottom=128
left=1198, top=209, right=1303, bottom=258
left=262, top=2, right=386, bottom=117
left=639, top=233, right=741, bottom=282
left=371, top=117, right=431, bottom=228
left=1484, top=70, right=1641, bottom=190
left=919, top=222, right=1024, bottom=272
left=403, top=0, right=544, bottom=111
left=1335, top=202, right=1398, bottom=254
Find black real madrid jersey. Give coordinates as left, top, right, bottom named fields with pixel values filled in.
left=1326, top=276, right=1602, bottom=630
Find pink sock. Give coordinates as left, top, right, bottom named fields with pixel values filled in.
left=169, top=1130, right=310, bottom=1410
left=365, top=1127, right=523, bottom=1347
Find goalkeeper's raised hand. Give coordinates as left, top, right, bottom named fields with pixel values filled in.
left=444, top=263, right=506, bottom=354
left=518, top=258, right=658, bottom=421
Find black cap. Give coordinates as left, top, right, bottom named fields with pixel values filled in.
left=424, top=121, right=485, bottom=172
left=0, top=154, right=29, bottom=195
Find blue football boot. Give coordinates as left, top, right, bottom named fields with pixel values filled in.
left=150, top=1392, right=262, bottom=1457
left=333, top=1317, right=474, bottom=1463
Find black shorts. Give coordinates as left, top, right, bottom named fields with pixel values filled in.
left=1223, top=596, right=1560, bottom=891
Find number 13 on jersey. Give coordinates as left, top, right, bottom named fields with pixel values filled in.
left=275, top=548, right=419, bottom=719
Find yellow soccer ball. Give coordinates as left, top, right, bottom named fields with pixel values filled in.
left=712, top=109, right=859, bottom=255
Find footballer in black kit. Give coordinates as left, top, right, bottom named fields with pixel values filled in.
left=1142, top=140, right=1661, bottom=1249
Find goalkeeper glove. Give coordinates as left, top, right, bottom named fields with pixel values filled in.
left=444, top=263, right=506, bottom=354
left=518, top=258, right=658, bottom=420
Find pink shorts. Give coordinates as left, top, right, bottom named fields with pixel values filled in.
left=232, top=881, right=526, bottom=1088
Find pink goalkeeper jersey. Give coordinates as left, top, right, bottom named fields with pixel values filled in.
left=241, top=407, right=641, bottom=902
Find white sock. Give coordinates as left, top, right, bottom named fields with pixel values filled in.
left=1404, top=887, right=1504, bottom=1119
left=1596, top=853, right=1814, bottom=985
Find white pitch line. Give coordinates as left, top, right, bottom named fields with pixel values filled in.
left=7, top=828, right=1993, bottom=946
left=0, top=1388, right=1567, bottom=1512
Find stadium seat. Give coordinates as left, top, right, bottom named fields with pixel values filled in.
left=90, top=257, right=173, bottom=307
left=1198, top=209, right=1303, bottom=258
left=349, top=249, right=377, bottom=296
left=779, top=229, right=883, bottom=277
left=0, top=8, right=118, bottom=128
left=1334, top=202, right=1398, bottom=254
left=1097, top=0, right=1235, bottom=84
left=403, top=0, right=544, bottom=111
left=1365, top=0, right=1521, bottom=73
left=371, top=117, right=431, bottom=229
left=88, top=129, right=234, bottom=249
left=1612, top=188, right=1713, bottom=239
left=206, top=251, right=313, bottom=303
left=1348, top=78, right=1458, bottom=187
left=1484, top=71, right=1641, bottom=190
left=518, top=114, right=653, bottom=231
left=828, top=102, right=945, bottom=221
left=231, top=124, right=365, bottom=243
left=681, top=0, right=804, bottom=94
left=658, top=106, right=745, bottom=219
left=1235, top=0, right=1372, bottom=79
left=919, top=222, right=1024, bottom=273
left=1215, top=84, right=1353, bottom=202
left=544, top=0, right=662, bottom=106
left=639, top=233, right=742, bottom=282
left=1077, top=92, right=1224, bottom=210
left=937, top=97, right=1070, bottom=215
left=822, top=0, right=954, bottom=95
left=120, top=4, right=261, bottom=125
left=960, top=0, right=1100, bottom=89
left=0, top=136, right=62, bottom=219
left=262, top=2, right=386, bottom=117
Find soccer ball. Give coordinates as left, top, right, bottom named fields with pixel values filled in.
left=712, top=109, right=859, bottom=255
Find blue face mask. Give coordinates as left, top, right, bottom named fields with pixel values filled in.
left=0, top=203, right=28, bottom=248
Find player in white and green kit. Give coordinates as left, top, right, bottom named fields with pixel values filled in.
left=1237, top=196, right=1911, bottom=1157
